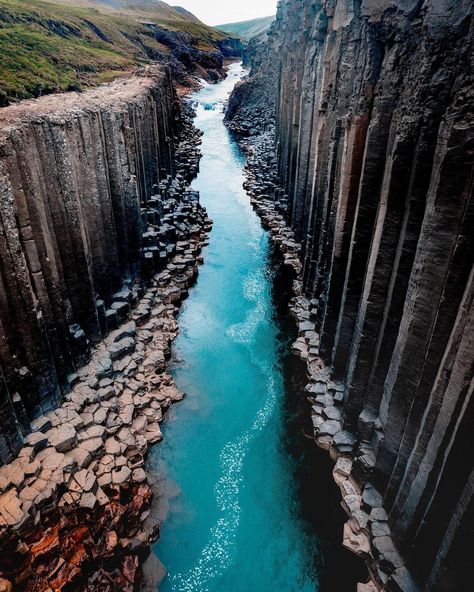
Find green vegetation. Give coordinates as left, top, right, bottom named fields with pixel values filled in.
left=0, top=0, right=228, bottom=102
left=216, top=15, right=275, bottom=42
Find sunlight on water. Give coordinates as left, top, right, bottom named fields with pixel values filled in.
left=169, top=368, right=278, bottom=592
left=170, top=268, right=277, bottom=592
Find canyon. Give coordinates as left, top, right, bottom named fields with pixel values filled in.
left=0, top=0, right=472, bottom=591
left=147, top=63, right=365, bottom=592
left=0, top=67, right=179, bottom=464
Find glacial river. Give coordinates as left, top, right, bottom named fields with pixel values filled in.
left=148, top=63, right=361, bottom=592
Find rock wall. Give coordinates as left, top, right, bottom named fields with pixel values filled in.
left=225, top=30, right=278, bottom=136
left=0, top=68, right=181, bottom=464
left=0, top=86, right=212, bottom=591
left=142, top=25, right=243, bottom=85
left=230, top=0, right=474, bottom=590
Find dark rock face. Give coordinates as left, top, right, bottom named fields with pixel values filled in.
left=141, top=24, right=242, bottom=86
left=229, top=0, right=474, bottom=590
left=0, top=67, right=185, bottom=464
left=224, top=29, right=278, bottom=136
left=217, top=37, right=244, bottom=59
left=0, top=76, right=212, bottom=590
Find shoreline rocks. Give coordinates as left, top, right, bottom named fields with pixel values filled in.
left=0, top=89, right=212, bottom=590
left=238, top=128, right=416, bottom=592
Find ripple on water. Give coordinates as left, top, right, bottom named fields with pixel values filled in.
left=169, top=366, right=278, bottom=592
left=151, top=63, right=321, bottom=592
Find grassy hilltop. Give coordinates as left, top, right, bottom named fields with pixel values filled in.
left=0, top=0, right=230, bottom=104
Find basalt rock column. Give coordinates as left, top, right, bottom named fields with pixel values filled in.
left=230, top=0, right=474, bottom=589
left=0, top=91, right=212, bottom=591
left=0, top=68, right=179, bottom=463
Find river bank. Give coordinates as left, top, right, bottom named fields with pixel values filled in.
left=237, top=127, right=416, bottom=591
left=147, top=62, right=364, bottom=592
left=1, top=63, right=363, bottom=592
left=0, top=84, right=211, bottom=591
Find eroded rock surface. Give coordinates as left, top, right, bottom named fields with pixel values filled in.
left=0, top=67, right=193, bottom=462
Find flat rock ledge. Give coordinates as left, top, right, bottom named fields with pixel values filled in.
left=0, top=101, right=211, bottom=592
left=241, top=130, right=418, bottom=592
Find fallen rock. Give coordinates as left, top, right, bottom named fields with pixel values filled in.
left=46, top=424, right=77, bottom=453
left=108, top=337, right=135, bottom=361
left=343, top=522, right=370, bottom=557
left=112, top=466, right=132, bottom=485
left=362, top=484, right=383, bottom=510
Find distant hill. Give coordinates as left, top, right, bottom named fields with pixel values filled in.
left=47, top=1, right=205, bottom=24
left=0, top=0, right=234, bottom=103
left=171, top=5, right=204, bottom=24
left=216, top=15, right=275, bottom=42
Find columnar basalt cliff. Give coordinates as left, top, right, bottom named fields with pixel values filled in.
left=0, top=67, right=214, bottom=590
left=0, top=68, right=183, bottom=462
left=229, top=0, right=474, bottom=590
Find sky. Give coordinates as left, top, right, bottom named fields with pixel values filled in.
left=172, top=0, right=278, bottom=26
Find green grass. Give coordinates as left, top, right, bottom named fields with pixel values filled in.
left=0, top=0, right=228, bottom=101
left=216, top=15, right=275, bottom=42
left=0, top=24, right=132, bottom=98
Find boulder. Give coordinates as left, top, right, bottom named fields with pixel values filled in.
left=105, top=437, right=122, bottom=456
left=108, top=337, right=135, bottom=361
left=95, top=353, right=113, bottom=379
left=66, top=448, right=92, bottom=469
left=318, top=419, right=342, bottom=437
left=343, top=522, right=370, bottom=557
left=79, top=492, right=98, bottom=510
left=0, top=490, right=28, bottom=527
left=112, top=466, right=132, bottom=485
left=30, top=415, right=52, bottom=433
left=132, top=468, right=147, bottom=484
left=78, top=437, right=104, bottom=457
left=110, top=321, right=136, bottom=343
left=70, top=469, right=97, bottom=493
left=362, top=484, right=383, bottom=510
left=46, top=424, right=77, bottom=453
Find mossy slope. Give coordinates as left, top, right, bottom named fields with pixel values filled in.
left=0, top=0, right=230, bottom=103
left=216, top=15, right=275, bottom=42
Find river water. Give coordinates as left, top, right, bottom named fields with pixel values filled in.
left=148, top=63, right=362, bottom=592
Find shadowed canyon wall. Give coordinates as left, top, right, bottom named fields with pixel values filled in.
left=0, top=68, right=179, bottom=464
left=229, top=0, right=473, bottom=589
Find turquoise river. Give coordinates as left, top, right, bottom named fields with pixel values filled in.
left=149, top=63, right=363, bottom=592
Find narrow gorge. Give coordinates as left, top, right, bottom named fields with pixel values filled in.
left=0, top=0, right=472, bottom=591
